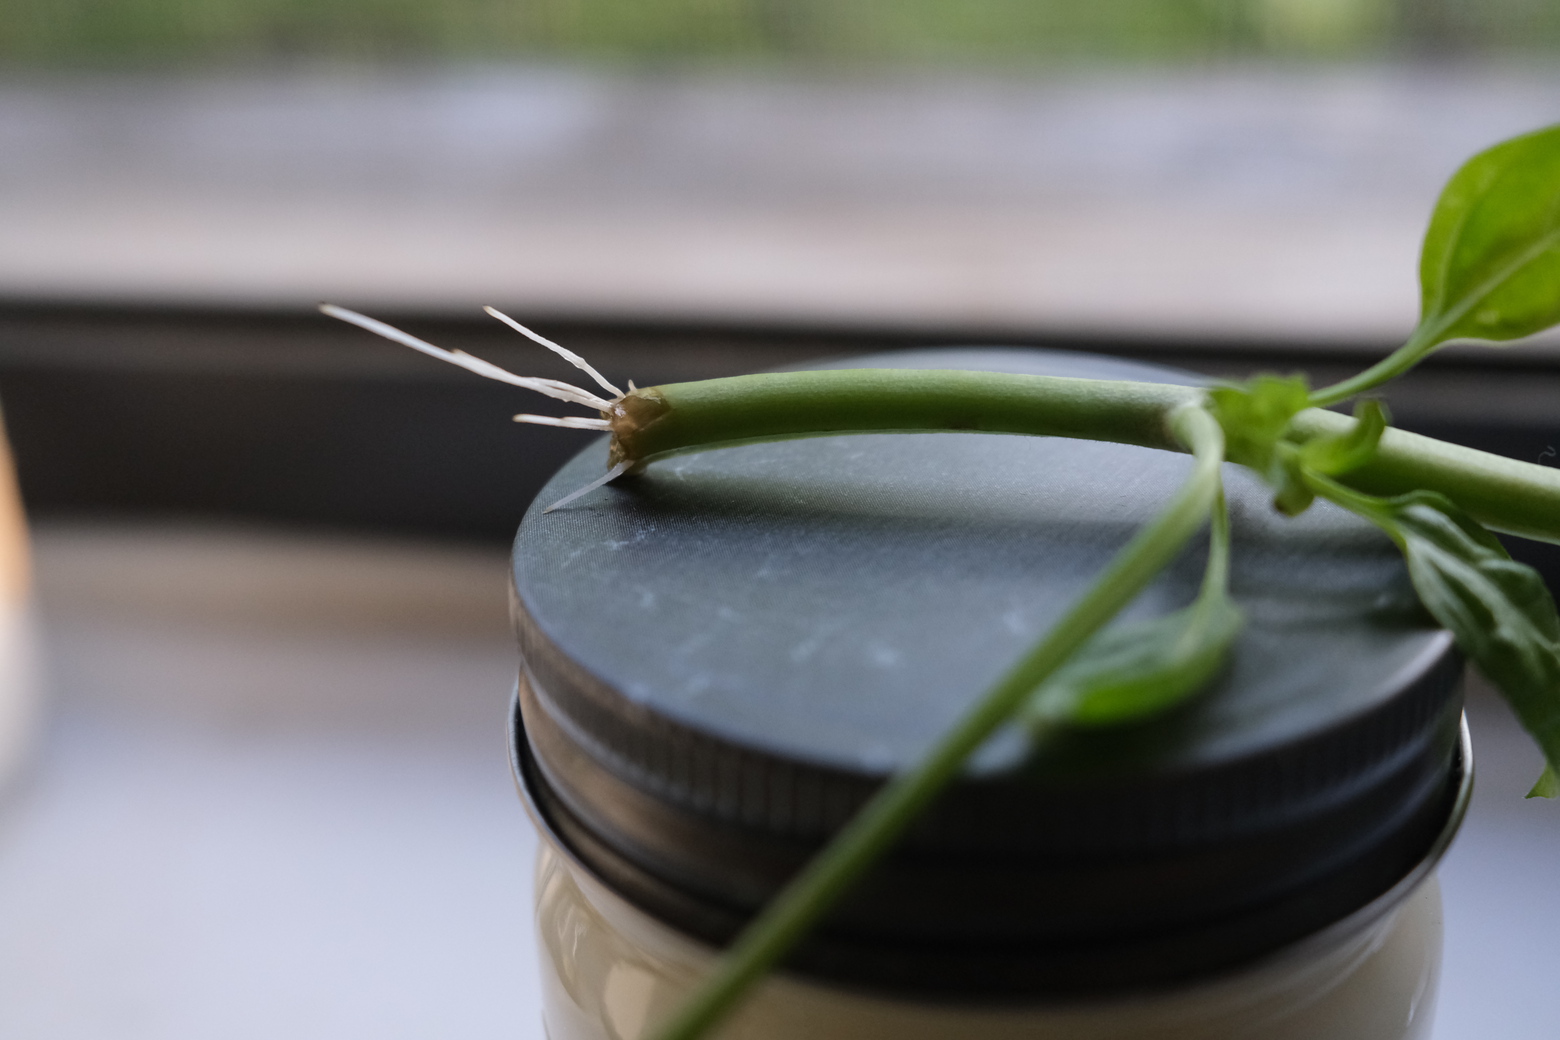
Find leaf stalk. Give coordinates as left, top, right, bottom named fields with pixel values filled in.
left=1306, top=321, right=1444, bottom=408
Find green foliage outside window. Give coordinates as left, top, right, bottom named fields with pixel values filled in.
left=4, top=0, right=1560, bottom=68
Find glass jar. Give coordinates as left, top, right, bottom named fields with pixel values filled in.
left=510, top=349, right=1471, bottom=1040
left=530, top=834, right=1454, bottom=1040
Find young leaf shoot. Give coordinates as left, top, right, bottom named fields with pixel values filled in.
left=1312, top=123, right=1560, bottom=406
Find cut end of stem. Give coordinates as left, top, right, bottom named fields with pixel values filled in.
left=607, top=388, right=674, bottom=469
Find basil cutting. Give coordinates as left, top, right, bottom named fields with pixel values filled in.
left=323, top=122, right=1560, bottom=1040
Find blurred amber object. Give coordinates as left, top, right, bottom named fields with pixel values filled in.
left=0, top=405, right=36, bottom=789
left=0, top=411, right=27, bottom=603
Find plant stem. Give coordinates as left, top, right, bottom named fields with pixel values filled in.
left=1298, top=468, right=1396, bottom=528
left=1203, top=487, right=1232, bottom=599
left=610, top=369, right=1200, bottom=466
left=1307, top=323, right=1443, bottom=408
left=645, top=405, right=1226, bottom=1040
left=610, top=369, right=1560, bottom=545
left=1287, top=409, right=1560, bottom=544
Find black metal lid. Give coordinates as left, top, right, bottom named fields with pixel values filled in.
left=510, top=348, right=1464, bottom=997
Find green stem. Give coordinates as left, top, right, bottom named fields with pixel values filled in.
left=1298, top=468, right=1396, bottom=528
left=611, top=369, right=1560, bottom=545
left=1202, top=486, right=1232, bottom=599
left=612, top=369, right=1200, bottom=466
left=1307, top=322, right=1445, bottom=409
left=1287, top=409, right=1560, bottom=544
left=646, top=405, right=1226, bottom=1040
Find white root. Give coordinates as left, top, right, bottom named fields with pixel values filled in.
left=484, top=306, right=623, bottom=398
left=319, top=304, right=616, bottom=411
left=543, top=461, right=633, bottom=513
left=513, top=413, right=612, bottom=430
left=320, top=303, right=635, bottom=511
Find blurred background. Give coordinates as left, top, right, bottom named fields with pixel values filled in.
left=1, top=1, right=1559, bottom=1037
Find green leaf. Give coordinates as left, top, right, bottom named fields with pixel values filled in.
left=1269, top=445, right=1315, bottom=518
left=1207, top=374, right=1315, bottom=515
left=1310, top=125, right=1560, bottom=406
left=1527, top=765, right=1559, bottom=800
left=1024, top=591, right=1243, bottom=728
left=1026, top=490, right=1242, bottom=729
left=1270, top=399, right=1390, bottom=517
left=1266, top=396, right=1391, bottom=517
left=1299, top=398, right=1389, bottom=476
left=1326, top=486, right=1560, bottom=798
left=1419, top=124, right=1560, bottom=347
left=1207, top=374, right=1311, bottom=475
left=1208, top=378, right=1391, bottom=520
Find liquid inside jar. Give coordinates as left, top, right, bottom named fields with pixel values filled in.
left=532, top=843, right=1443, bottom=1040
